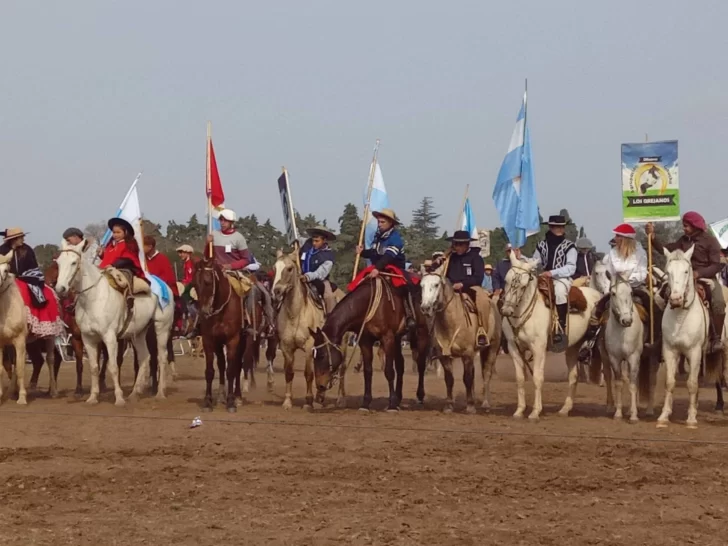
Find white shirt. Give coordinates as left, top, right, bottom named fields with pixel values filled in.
left=602, top=243, right=648, bottom=287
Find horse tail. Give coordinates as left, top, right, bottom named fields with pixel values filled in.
left=704, top=350, right=725, bottom=384
left=638, top=348, right=655, bottom=403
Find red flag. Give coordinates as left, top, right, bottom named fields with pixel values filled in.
left=207, top=139, right=225, bottom=207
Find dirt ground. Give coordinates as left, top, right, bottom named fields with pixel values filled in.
left=2, top=347, right=728, bottom=546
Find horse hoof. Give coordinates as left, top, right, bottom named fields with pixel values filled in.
left=613, top=414, right=623, bottom=421
left=155, top=394, right=167, bottom=401
left=629, top=416, right=639, bottom=424
left=85, top=398, right=99, bottom=405
left=242, top=381, right=249, bottom=394
left=49, top=391, right=59, bottom=399
left=115, top=399, right=126, bottom=407
left=358, top=407, right=370, bottom=413
left=656, top=420, right=669, bottom=429
left=16, top=397, right=27, bottom=406
left=302, top=404, right=313, bottom=412
left=74, top=391, right=84, bottom=400
left=442, top=407, right=453, bottom=415
left=513, top=413, right=524, bottom=419
left=386, top=407, right=399, bottom=413
left=335, top=397, right=347, bottom=409
left=528, top=414, right=540, bottom=422
left=128, top=393, right=139, bottom=403
left=282, top=399, right=292, bottom=411
left=202, top=406, right=213, bottom=413
left=557, top=409, right=570, bottom=417
left=480, top=402, right=491, bottom=411
left=227, top=406, right=237, bottom=414
left=235, top=397, right=243, bottom=407
left=686, top=421, right=698, bottom=429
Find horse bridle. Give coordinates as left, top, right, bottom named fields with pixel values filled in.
left=666, top=256, right=696, bottom=310
left=502, top=266, right=539, bottom=329
left=422, top=273, right=455, bottom=314
left=609, top=275, right=631, bottom=322
left=58, top=248, right=101, bottom=295
left=196, top=264, right=231, bottom=317
left=312, top=331, right=345, bottom=389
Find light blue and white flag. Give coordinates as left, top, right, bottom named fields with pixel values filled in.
left=461, top=197, right=477, bottom=241
left=492, top=90, right=540, bottom=248
left=364, top=163, right=388, bottom=248
left=100, top=173, right=146, bottom=270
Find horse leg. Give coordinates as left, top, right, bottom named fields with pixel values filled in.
left=463, top=355, right=476, bottom=414
left=234, top=334, right=244, bottom=407
left=202, top=337, right=215, bottom=411
left=394, top=341, right=405, bottom=409
left=336, top=334, right=349, bottom=409
left=628, top=352, right=640, bottom=423
left=716, top=382, right=724, bottom=413
left=225, top=334, right=241, bottom=413
left=602, top=347, right=615, bottom=414
left=613, top=359, right=625, bottom=421
left=130, top=331, right=152, bottom=402
left=529, top=346, right=547, bottom=420
left=73, top=337, right=84, bottom=398
left=303, top=337, right=315, bottom=410
left=215, top=346, right=227, bottom=406
left=266, top=336, right=276, bottom=393
left=99, top=343, right=108, bottom=393
left=0, top=347, right=6, bottom=404
left=685, top=346, right=702, bottom=429
left=28, top=343, right=43, bottom=391
left=146, top=327, right=159, bottom=396
left=155, top=323, right=171, bottom=401
left=84, top=339, right=101, bottom=405
left=45, top=339, right=58, bottom=398
left=510, top=342, right=527, bottom=419
left=281, top=344, right=296, bottom=410
left=558, top=348, right=580, bottom=417
left=441, top=356, right=455, bottom=414
left=480, top=348, right=493, bottom=411
left=11, top=338, right=27, bottom=405
left=102, top=337, right=125, bottom=407
left=360, top=340, right=374, bottom=411
left=657, top=349, right=678, bottom=428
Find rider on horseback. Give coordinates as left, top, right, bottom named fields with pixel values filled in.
left=646, top=211, right=725, bottom=354
left=97, top=218, right=148, bottom=312
left=299, top=225, right=337, bottom=314
left=578, top=223, right=652, bottom=362
left=572, top=238, right=596, bottom=287
left=355, top=208, right=416, bottom=330
left=432, top=230, right=491, bottom=348
left=532, top=215, right=578, bottom=353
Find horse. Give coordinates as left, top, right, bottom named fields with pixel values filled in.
left=0, top=251, right=28, bottom=405
left=191, top=255, right=244, bottom=412
left=590, top=262, right=610, bottom=296
left=310, top=274, right=430, bottom=412
left=54, top=239, right=173, bottom=406
left=271, top=250, right=328, bottom=410
left=599, top=274, right=656, bottom=422
left=499, top=252, right=601, bottom=420
left=419, top=273, right=502, bottom=413
left=657, top=247, right=727, bottom=428
left=240, top=282, right=269, bottom=395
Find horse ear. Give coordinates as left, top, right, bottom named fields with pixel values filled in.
left=82, top=239, right=90, bottom=253
left=308, top=327, right=317, bottom=337
left=684, top=244, right=695, bottom=262
left=662, top=247, right=671, bottom=259
left=0, top=251, right=11, bottom=264
left=276, top=249, right=283, bottom=258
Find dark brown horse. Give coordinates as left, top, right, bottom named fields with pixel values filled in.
left=192, top=256, right=243, bottom=412
left=311, top=276, right=430, bottom=411
left=239, top=282, right=267, bottom=395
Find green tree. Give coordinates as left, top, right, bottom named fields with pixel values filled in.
left=635, top=220, right=683, bottom=269
left=34, top=244, right=59, bottom=270
left=331, top=203, right=361, bottom=286
left=410, top=197, right=440, bottom=239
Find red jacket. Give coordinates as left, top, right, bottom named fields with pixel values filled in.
left=146, top=251, right=179, bottom=296
left=99, top=240, right=147, bottom=280
left=182, top=257, right=195, bottom=285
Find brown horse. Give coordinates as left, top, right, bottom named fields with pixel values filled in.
left=240, top=282, right=273, bottom=395
left=311, top=276, right=430, bottom=411
left=192, top=256, right=243, bottom=412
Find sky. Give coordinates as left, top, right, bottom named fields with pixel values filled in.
left=2, top=0, right=727, bottom=249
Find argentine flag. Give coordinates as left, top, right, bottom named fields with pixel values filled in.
left=461, top=197, right=477, bottom=243
left=492, top=90, right=540, bottom=248
left=364, top=163, right=388, bottom=248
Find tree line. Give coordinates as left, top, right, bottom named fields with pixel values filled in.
left=33, top=198, right=683, bottom=288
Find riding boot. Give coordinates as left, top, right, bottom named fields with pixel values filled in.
left=551, top=303, right=568, bottom=353
left=578, top=295, right=609, bottom=362
left=405, top=292, right=417, bottom=331
left=257, top=281, right=277, bottom=335
left=709, top=312, right=726, bottom=354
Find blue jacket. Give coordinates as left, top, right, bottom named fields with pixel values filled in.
left=300, top=239, right=335, bottom=280
left=361, top=228, right=406, bottom=270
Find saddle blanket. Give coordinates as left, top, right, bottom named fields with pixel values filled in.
left=348, top=265, right=420, bottom=293
left=148, top=274, right=171, bottom=310
left=15, top=280, right=64, bottom=337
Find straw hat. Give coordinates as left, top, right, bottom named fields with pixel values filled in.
left=2, top=227, right=28, bottom=242
left=484, top=264, right=493, bottom=271
left=176, top=244, right=194, bottom=253
left=306, top=225, right=337, bottom=241
left=372, top=208, right=400, bottom=225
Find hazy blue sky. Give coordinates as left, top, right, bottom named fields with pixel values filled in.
left=2, top=1, right=727, bottom=248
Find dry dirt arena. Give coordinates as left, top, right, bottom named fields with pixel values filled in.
left=2, top=347, right=728, bottom=546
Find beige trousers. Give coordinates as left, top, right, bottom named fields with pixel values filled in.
left=323, top=280, right=337, bottom=314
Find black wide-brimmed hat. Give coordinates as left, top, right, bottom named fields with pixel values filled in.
left=108, top=217, right=135, bottom=236
left=542, top=215, right=572, bottom=226
left=306, top=225, right=337, bottom=241
left=446, top=230, right=476, bottom=243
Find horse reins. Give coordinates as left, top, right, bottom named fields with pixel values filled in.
left=197, top=266, right=232, bottom=318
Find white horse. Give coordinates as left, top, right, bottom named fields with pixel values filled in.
left=54, top=239, right=174, bottom=406
left=499, top=253, right=601, bottom=419
left=658, top=247, right=727, bottom=428
left=589, top=262, right=610, bottom=296
left=0, top=252, right=28, bottom=405
left=600, top=274, right=655, bottom=422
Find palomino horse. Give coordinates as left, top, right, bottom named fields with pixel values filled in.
left=272, top=250, right=327, bottom=410
left=0, top=251, right=28, bottom=405
left=657, top=247, right=727, bottom=428
left=192, top=256, right=244, bottom=412
left=55, top=239, right=173, bottom=405
left=599, top=274, right=656, bottom=422
left=500, top=252, right=601, bottom=420
left=419, top=273, right=502, bottom=413
left=310, top=275, right=430, bottom=411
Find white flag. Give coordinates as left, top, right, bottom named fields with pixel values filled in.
left=710, top=218, right=728, bottom=250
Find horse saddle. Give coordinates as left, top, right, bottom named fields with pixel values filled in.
left=103, top=268, right=151, bottom=296
left=537, top=277, right=588, bottom=313
left=225, top=271, right=253, bottom=298
left=305, top=284, right=325, bottom=312
left=459, top=292, right=478, bottom=315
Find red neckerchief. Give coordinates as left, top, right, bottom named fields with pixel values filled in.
left=221, top=228, right=236, bottom=235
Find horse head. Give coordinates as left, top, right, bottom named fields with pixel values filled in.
left=419, top=273, right=446, bottom=317
left=272, top=250, right=298, bottom=304
left=0, top=250, right=13, bottom=286
left=55, top=239, right=89, bottom=297
left=501, top=254, right=538, bottom=317
left=663, top=246, right=695, bottom=309
left=610, top=274, right=634, bottom=327
left=310, top=326, right=344, bottom=396
left=591, top=262, right=611, bottom=296
left=193, top=255, right=224, bottom=317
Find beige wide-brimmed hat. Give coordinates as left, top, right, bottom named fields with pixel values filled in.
left=372, top=208, right=400, bottom=225
left=176, top=244, right=194, bottom=253
left=3, top=227, right=28, bottom=242
left=306, top=225, right=337, bottom=241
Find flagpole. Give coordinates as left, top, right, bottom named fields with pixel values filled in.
left=283, top=166, right=302, bottom=273
left=523, top=78, right=528, bottom=145
left=206, top=121, right=213, bottom=258
left=100, top=172, right=143, bottom=248
left=139, top=215, right=149, bottom=272
left=645, top=132, right=655, bottom=345
left=352, top=139, right=381, bottom=281
left=455, top=184, right=470, bottom=231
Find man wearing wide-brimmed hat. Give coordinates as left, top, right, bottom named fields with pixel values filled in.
left=531, top=215, right=578, bottom=352
left=355, top=208, right=416, bottom=328
left=299, top=225, right=337, bottom=314
left=433, top=230, right=492, bottom=347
